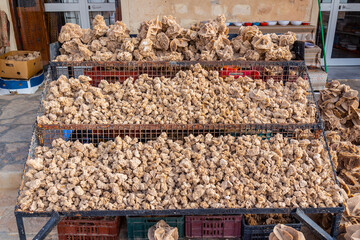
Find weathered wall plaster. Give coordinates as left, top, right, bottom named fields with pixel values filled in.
left=121, top=0, right=314, bottom=33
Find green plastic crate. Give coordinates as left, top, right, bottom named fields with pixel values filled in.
left=126, top=216, right=184, bottom=240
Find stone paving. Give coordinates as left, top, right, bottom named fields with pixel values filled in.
left=0, top=190, right=57, bottom=240
left=0, top=87, right=42, bottom=192
left=0, top=87, right=59, bottom=239
left=0, top=89, right=42, bottom=169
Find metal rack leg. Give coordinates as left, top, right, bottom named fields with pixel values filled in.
left=294, top=208, right=334, bottom=240
left=33, top=212, right=61, bottom=240
left=16, top=214, right=26, bottom=240
left=330, top=212, right=342, bottom=237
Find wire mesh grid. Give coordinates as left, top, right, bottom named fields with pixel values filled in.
left=14, top=62, right=344, bottom=240
left=18, top=119, right=342, bottom=214
left=37, top=123, right=322, bottom=147
left=18, top=65, right=341, bottom=213
left=15, top=124, right=40, bottom=212
left=38, top=60, right=323, bottom=146
left=50, top=60, right=311, bottom=86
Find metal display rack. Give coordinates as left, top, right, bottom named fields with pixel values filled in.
left=37, top=60, right=324, bottom=145
left=15, top=124, right=344, bottom=240
left=50, top=60, right=310, bottom=85
left=37, top=123, right=323, bottom=147
left=15, top=61, right=344, bottom=240
left=45, top=60, right=322, bottom=124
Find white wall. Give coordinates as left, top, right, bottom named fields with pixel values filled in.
left=0, top=0, right=17, bottom=51
left=121, top=0, right=315, bottom=33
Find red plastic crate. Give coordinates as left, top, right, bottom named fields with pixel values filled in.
left=220, top=66, right=260, bottom=79
left=84, top=66, right=139, bottom=86
left=185, top=215, right=242, bottom=239
left=57, top=216, right=120, bottom=240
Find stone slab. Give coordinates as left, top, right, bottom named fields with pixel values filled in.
left=0, top=171, right=22, bottom=190
left=0, top=189, right=58, bottom=240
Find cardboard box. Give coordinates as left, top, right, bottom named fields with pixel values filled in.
left=0, top=51, right=43, bottom=79
left=305, top=46, right=321, bottom=68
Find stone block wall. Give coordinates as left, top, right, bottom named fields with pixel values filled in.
left=121, top=0, right=315, bottom=33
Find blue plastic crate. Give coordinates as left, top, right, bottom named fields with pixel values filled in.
left=64, top=130, right=72, bottom=141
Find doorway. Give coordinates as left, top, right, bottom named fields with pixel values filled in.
left=44, top=0, right=116, bottom=43
left=319, top=0, right=360, bottom=65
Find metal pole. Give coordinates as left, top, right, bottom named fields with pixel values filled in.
left=318, top=0, right=328, bottom=73
left=33, top=212, right=61, bottom=240
left=15, top=213, right=26, bottom=240
left=294, top=208, right=334, bottom=240
left=330, top=212, right=342, bottom=237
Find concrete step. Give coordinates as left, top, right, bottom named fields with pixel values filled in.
left=308, top=69, right=327, bottom=91
left=0, top=187, right=58, bottom=240
left=0, top=164, right=23, bottom=191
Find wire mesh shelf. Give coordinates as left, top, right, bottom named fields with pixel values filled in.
left=19, top=123, right=341, bottom=213
left=14, top=63, right=344, bottom=240
left=15, top=128, right=344, bottom=239
left=16, top=121, right=343, bottom=239
left=50, top=60, right=310, bottom=85
left=37, top=60, right=323, bottom=146
left=37, top=123, right=322, bottom=147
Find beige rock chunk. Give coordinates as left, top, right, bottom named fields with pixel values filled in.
left=18, top=133, right=341, bottom=212
left=38, top=64, right=316, bottom=125
left=148, top=220, right=178, bottom=240
left=93, top=15, right=108, bottom=37
left=269, top=224, right=306, bottom=240
left=107, top=21, right=129, bottom=41
left=56, top=14, right=296, bottom=62
left=58, top=23, right=84, bottom=43
left=74, top=186, right=85, bottom=196
left=27, top=158, right=44, bottom=171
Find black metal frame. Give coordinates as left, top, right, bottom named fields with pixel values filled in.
left=49, top=60, right=311, bottom=83
left=14, top=63, right=344, bottom=240
left=14, top=206, right=344, bottom=240
left=41, top=60, right=323, bottom=141
left=14, top=124, right=344, bottom=240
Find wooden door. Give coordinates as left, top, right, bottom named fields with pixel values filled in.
left=9, top=0, right=50, bottom=65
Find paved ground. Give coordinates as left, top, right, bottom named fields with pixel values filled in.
left=327, top=66, right=360, bottom=80
left=0, top=90, right=41, bottom=169
left=0, top=87, right=58, bottom=239
left=0, top=86, right=42, bottom=190
left=336, top=79, right=360, bottom=95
